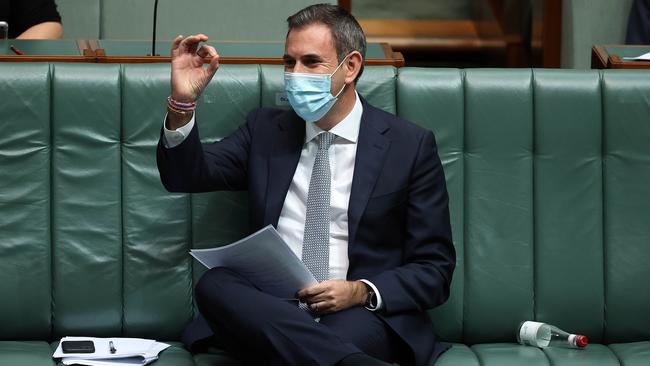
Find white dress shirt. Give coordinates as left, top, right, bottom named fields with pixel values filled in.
left=163, top=91, right=383, bottom=310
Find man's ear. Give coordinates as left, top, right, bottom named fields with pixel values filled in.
left=344, top=51, right=363, bottom=84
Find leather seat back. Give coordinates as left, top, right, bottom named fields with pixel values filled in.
left=1, top=64, right=649, bottom=346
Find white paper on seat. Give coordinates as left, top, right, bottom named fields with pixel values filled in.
left=61, top=356, right=158, bottom=366
left=53, top=337, right=170, bottom=366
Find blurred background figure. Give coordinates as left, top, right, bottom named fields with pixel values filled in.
left=0, top=0, right=62, bottom=39
left=626, top=0, right=650, bottom=44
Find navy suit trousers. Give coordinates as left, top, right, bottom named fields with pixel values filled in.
left=194, top=267, right=407, bottom=365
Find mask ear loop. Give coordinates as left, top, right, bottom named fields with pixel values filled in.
left=333, top=81, right=346, bottom=98
left=331, top=54, right=351, bottom=98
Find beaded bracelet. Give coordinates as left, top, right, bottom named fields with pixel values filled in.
left=167, top=96, right=197, bottom=112
left=167, top=104, right=193, bottom=115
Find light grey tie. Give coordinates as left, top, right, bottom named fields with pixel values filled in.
left=302, top=131, right=335, bottom=283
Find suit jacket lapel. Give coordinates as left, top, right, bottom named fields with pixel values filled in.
left=261, top=102, right=391, bottom=244
left=264, top=111, right=304, bottom=227
left=348, top=102, right=391, bottom=247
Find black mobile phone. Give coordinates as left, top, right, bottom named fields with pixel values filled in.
left=61, top=340, right=95, bottom=353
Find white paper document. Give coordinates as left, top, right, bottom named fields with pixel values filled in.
left=61, top=357, right=159, bottom=366
left=190, top=225, right=318, bottom=299
left=53, top=337, right=170, bottom=366
left=622, top=52, right=650, bottom=61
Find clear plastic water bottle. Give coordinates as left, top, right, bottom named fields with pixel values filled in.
left=517, top=321, right=588, bottom=349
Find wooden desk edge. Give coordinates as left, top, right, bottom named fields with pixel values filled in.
left=1, top=55, right=405, bottom=67
left=591, top=45, right=609, bottom=69
left=592, top=44, right=650, bottom=69
left=609, top=54, right=650, bottom=69
left=0, top=55, right=95, bottom=63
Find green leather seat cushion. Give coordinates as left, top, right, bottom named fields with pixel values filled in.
left=3, top=341, right=650, bottom=365
left=426, top=343, right=645, bottom=366
left=609, top=342, right=650, bottom=366
left=0, top=342, right=56, bottom=366
left=543, top=344, right=621, bottom=366
left=433, top=344, right=480, bottom=366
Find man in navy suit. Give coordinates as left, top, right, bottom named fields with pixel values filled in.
left=157, top=4, right=455, bottom=366
left=627, top=0, right=650, bottom=44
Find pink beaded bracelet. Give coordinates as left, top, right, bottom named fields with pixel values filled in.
left=167, top=96, right=197, bottom=111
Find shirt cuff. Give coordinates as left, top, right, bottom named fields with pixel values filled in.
left=162, top=112, right=195, bottom=148
left=359, top=279, right=384, bottom=311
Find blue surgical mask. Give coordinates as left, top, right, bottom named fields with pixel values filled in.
left=284, top=58, right=347, bottom=122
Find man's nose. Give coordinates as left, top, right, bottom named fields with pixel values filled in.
left=293, top=62, right=309, bottom=73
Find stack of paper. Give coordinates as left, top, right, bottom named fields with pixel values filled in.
left=53, top=337, right=170, bottom=366
left=190, top=225, right=317, bottom=300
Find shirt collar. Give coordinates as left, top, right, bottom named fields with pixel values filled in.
left=305, top=91, right=363, bottom=144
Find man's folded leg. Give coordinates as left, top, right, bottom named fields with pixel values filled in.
left=319, top=306, right=407, bottom=364
left=195, top=267, right=366, bottom=366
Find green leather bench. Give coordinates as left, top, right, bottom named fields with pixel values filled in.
left=1, top=63, right=649, bottom=366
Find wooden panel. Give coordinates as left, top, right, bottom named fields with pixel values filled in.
left=359, top=19, right=505, bottom=51
left=543, top=0, right=562, bottom=67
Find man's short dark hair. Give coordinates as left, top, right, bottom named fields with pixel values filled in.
left=287, top=3, right=366, bottom=83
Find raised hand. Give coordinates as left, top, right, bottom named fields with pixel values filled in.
left=170, top=34, right=220, bottom=103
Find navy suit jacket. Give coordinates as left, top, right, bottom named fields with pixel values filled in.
left=157, top=98, right=456, bottom=366
left=627, top=0, right=650, bottom=44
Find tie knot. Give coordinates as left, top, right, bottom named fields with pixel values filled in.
left=317, top=132, right=335, bottom=150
